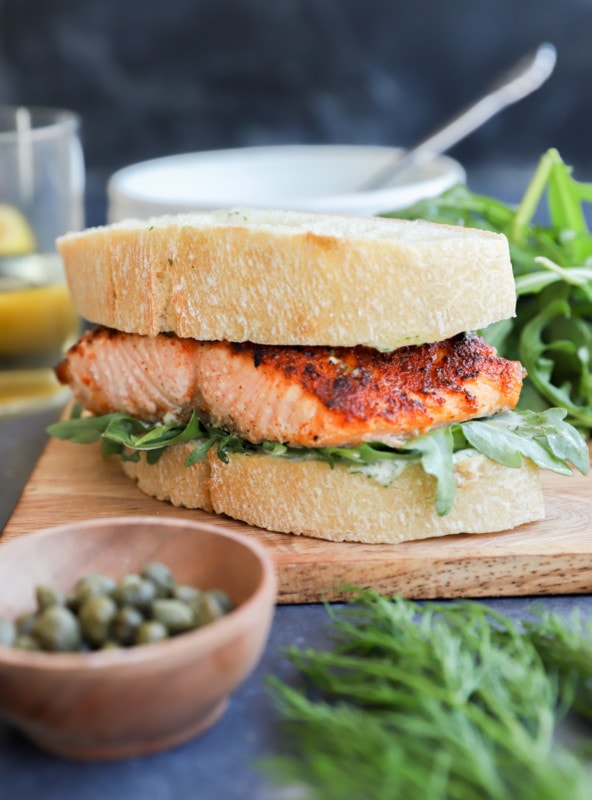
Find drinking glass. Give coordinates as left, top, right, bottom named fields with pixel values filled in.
left=0, top=106, right=84, bottom=415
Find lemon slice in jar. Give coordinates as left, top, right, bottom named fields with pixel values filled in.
left=0, top=204, right=79, bottom=357
left=0, top=204, right=79, bottom=414
left=0, top=204, right=36, bottom=255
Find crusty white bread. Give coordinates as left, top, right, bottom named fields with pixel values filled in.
left=57, top=208, right=515, bottom=351
left=121, top=446, right=213, bottom=512
left=118, top=443, right=544, bottom=544
left=60, top=207, right=534, bottom=545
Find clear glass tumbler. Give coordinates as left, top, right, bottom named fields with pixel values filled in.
left=0, top=106, right=85, bottom=415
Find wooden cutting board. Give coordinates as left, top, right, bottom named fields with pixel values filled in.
left=2, top=436, right=592, bottom=603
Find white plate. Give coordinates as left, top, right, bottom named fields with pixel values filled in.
left=107, top=144, right=465, bottom=221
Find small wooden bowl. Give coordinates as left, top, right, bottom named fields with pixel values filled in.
left=0, top=516, right=277, bottom=760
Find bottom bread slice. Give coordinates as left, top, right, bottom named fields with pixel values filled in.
left=121, top=445, right=213, bottom=513
left=120, top=443, right=545, bottom=544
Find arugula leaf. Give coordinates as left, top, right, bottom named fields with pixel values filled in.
left=462, top=413, right=574, bottom=475
left=400, top=426, right=455, bottom=516
left=47, top=406, right=122, bottom=445
left=48, top=411, right=208, bottom=464
left=518, top=295, right=592, bottom=429
left=515, top=258, right=592, bottom=297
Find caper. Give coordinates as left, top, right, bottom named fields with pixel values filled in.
left=196, top=590, right=233, bottom=626
left=111, top=606, right=144, bottom=646
left=135, top=620, right=168, bottom=645
left=73, top=574, right=117, bottom=605
left=100, top=640, right=121, bottom=650
left=0, top=617, right=16, bottom=647
left=14, top=634, right=41, bottom=651
left=151, top=599, right=196, bottom=634
left=173, top=584, right=202, bottom=610
left=141, top=562, right=176, bottom=597
left=32, top=606, right=81, bottom=652
left=36, top=584, right=66, bottom=611
left=79, top=595, right=117, bottom=647
left=15, top=611, right=37, bottom=636
left=113, top=574, right=157, bottom=611
left=209, top=589, right=233, bottom=614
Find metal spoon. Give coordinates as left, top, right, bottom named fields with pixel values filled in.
left=359, top=42, right=557, bottom=191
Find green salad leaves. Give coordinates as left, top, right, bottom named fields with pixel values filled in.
left=263, top=591, right=592, bottom=800
left=48, top=404, right=588, bottom=517
left=384, top=148, right=592, bottom=435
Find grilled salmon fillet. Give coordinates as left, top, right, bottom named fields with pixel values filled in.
left=56, top=326, right=524, bottom=448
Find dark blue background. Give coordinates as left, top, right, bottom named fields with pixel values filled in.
left=0, top=0, right=590, bottom=190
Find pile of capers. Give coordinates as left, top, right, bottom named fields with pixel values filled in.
left=0, top=562, right=233, bottom=653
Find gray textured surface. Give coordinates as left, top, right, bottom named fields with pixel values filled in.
left=0, top=597, right=590, bottom=800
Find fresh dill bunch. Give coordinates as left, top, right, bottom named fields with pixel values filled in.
left=524, top=605, right=592, bottom=723
left=263, top=592, right=592, bottom=800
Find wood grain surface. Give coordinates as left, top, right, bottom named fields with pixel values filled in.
left=2, top=437, right=592, bottom=603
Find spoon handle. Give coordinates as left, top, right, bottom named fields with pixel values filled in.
left=360, top=42, right=557, bottom=191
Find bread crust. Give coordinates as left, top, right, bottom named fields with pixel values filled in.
left=117, top=442, right=544, bottom=544
left=120, top=446, right=213, bottom=512
left=209, top=452, right=544, bottom=543
left=57, top=208, right=515, bottom=351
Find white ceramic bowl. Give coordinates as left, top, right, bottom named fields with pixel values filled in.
left=107, top=144, right=465, bottom=221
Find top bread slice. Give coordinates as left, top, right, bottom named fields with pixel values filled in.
left=57, top=207, right=516, bottom=350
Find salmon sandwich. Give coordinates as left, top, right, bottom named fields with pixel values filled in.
left=49, top=208, right=588, bottom=544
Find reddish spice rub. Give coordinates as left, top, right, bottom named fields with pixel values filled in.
left=212, top=336, right=524, bottom=445
left=244, top=337, right=516, bottom=417
left=57, top=327, right=524, bottom=448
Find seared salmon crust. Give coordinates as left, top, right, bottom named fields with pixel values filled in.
left=57, top=326, right=524, bottom=449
